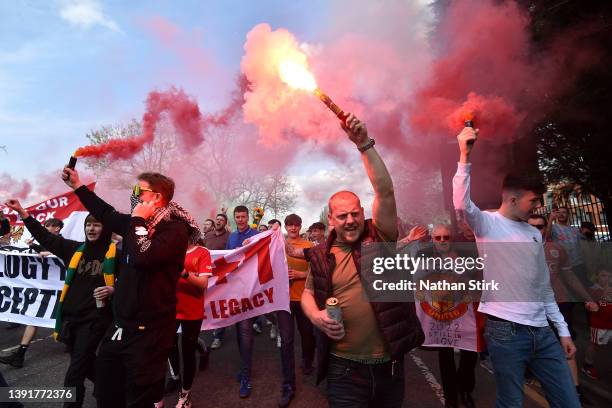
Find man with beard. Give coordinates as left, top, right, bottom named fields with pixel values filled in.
left=3, top=198, right=115, bottom=408
left=301, top=114, right=424, bottom=407
left=204, top=213, right=231, bottom=350
left=202, top=218, right=214, bottom=235
left=61, top=168, right=200, bottom=408
left=202, top=213, right=230, bottom=252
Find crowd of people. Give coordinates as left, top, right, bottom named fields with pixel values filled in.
left=0, top=115, right=610, bottom=408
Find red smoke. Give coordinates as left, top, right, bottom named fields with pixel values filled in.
left=0, top=173, right=32, bottom=200
left=410, top=0, right=595, bottom=142
left=75, top=87, right=203, bottom=159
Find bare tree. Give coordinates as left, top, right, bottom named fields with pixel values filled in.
left=83, top=119, right=178, bottom=190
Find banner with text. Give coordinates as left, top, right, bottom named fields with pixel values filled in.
left=0, top=184, right=95, bottom=247
left=0, top=229, right=289, bottom=329
left=203, top=229, right=289, bottom=330
left=415, top=297, right=484, bottom=352
left=0, top=250, right=65, bottom=328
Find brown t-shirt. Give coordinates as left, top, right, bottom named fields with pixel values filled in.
left=306, top=242, right=389, bottom=362
left=202, top=229, right=230, bottom=250
left=287, top=238, right=314, bottom=301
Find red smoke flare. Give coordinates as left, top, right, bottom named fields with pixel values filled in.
left=0, top=173, right=32, bottom=200
left=75, top=87, right=203, bottom=159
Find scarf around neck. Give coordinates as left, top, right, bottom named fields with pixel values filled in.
left=52, top=242, right=116, bottom=340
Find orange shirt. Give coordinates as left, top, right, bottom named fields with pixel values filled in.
left=287, top=237, right=314, bottom=301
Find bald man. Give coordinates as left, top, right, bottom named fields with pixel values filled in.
left=301, top=114, right=423, bottom=408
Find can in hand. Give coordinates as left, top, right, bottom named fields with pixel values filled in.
left=95, top=299, right=106, bottom=308
left=325, top=297, right=343, bottom=324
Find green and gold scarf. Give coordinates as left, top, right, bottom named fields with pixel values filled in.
left=53, top=242, right=116, bottom=340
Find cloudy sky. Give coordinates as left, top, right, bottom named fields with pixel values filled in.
left=1, top=0, right=436, bottom=226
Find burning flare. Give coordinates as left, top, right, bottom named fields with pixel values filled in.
left=278, top=55, right=347, bottom=121
left=279, top=59, right=317, bottom=92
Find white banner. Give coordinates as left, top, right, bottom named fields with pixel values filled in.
left=0, top=250, right=65, bottom=328
left=203, top=229, right=289, bottom=330
left=0, top=229, right=289, bottom=330
left=415, top=298, right=483, bottom=352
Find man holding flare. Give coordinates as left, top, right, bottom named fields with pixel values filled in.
left=452, top=125, right=580, bottom=407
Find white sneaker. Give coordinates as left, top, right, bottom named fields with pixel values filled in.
left=210, top=338, right=222, bottom=349
left=277, top=334, right=282, bottom=348
left=176, top=390, right=192, bottom=408
left=270, top=324, right=277, bottom=340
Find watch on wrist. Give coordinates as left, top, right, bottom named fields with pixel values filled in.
left=357, top=138, right=375, bottom=153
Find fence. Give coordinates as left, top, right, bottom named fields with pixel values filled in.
left=535, top=192, right=610, bottom=242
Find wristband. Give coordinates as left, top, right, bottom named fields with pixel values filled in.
left=357, top=138, right=375, bottom=153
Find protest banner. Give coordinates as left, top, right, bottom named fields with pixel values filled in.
left=0, top=228, right=289, bottom=330
left=0, top=250, right=65, bottom=328
left=0, top=184, right=95, bottom=246
left=203, top=229, right=289, bottom=330
left=416, top=298, right=484, bottom=352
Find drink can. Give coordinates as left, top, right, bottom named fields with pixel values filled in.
left=325, top=297, right=343, bottom=324
left=96, top=299, right=106, bottom=308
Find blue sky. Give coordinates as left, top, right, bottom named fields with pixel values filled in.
left=0, top=0, right=435, bottom=225
left=0, top=0, right=330, bottom=179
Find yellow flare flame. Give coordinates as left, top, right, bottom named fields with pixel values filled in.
left=278, top=59, right=317, bottom=92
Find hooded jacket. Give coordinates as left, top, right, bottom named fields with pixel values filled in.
left=74, top=185, right=190, bottom=330
left=23, top=215, right=113, bottom=322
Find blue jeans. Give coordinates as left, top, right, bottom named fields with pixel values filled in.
left=326, top=355, right=404, bottom=408
left=236, top=318, right=254, bottom=379
left=484, top=318, right=580, bottom=408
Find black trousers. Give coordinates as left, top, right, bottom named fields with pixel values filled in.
left=289, top=301, right=315, bottom=367
left=94, top=322, right=175, bottom=408
left=168, top=319, right=203, bottom=391
left=63, top=315, right=111, bottom=408
left=438, top=348, right=478, bottom=405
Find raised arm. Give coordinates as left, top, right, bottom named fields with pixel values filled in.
left=452, top=127, right=491, bottom=237
left=62, top=168, right=131, bottom=235
left=4, top=199, right=80, bottom=263
left=342, top=114, right=397, bottom=240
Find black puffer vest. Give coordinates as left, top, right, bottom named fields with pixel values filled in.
left=308, top=219, right=424, bottom=384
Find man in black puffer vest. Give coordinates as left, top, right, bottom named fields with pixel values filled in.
left=300, top=113, right=424, bottom=408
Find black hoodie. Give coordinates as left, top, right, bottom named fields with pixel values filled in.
left=74, top=185, right=189, bottom=330
left=23, top=215, right=113, bottom=322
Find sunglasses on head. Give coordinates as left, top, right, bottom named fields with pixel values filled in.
left=132, top=185, right=155, bottom=197
left=433, top=235, right=450, bottom=241
left=532, top=224, right=545, bottom=230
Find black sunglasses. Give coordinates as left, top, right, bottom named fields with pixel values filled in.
left=433, top=235, right=450, bottom=241
left=532, top=224, right=545, bottom=230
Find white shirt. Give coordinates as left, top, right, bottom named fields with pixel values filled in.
left=453, top=162, right=569, bottom=337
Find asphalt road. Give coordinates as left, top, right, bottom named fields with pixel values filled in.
left=0, top=320, right=609, bottom=408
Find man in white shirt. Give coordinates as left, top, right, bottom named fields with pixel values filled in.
left=452, top=126, right=580, bottom=408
